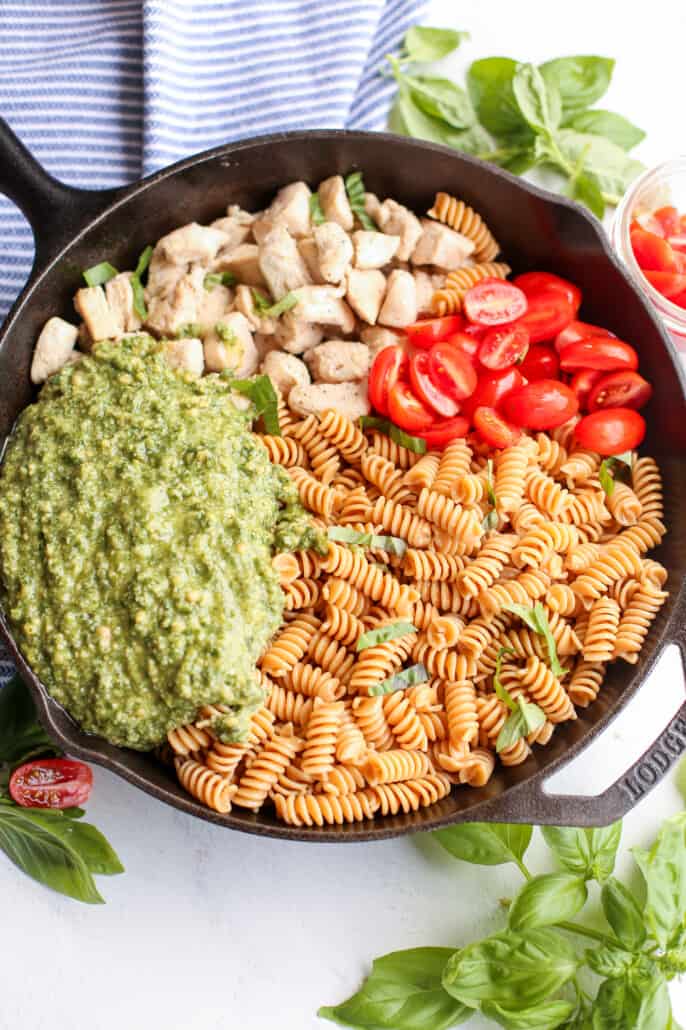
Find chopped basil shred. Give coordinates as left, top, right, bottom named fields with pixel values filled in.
left=251, top=288, right=298, bottom=318
left=326, top=525, right=407, bottom=556
left=501, top=601, right=566, bottom=678
left=482, top=458, right=499, bottom=531
left=309, top=193, right=326, bottom=225
left=130, top=245, right=153, bottom=320
left=598, top=451, right=633, bottom=498
left=356, top=621, right=417, bottom=652
left=492, top=647, right=546, bottom=752
left=82, top=261, right=118, bottom=288
left=227, top=374, right=281, bottom=436
left=133, top=245, right=153, bottom=279
left=204, top=271, right=236, bottom=291
left=368, top=662, right=428, bottom=696
left=359, top=415, right=427, bottom=455
left=344, top=171, right=378, bottom=231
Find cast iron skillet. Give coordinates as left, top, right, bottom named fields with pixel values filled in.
left=1, top=119, right=685, bottom=841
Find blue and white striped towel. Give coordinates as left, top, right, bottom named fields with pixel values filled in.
left=0, top=0, right=426, bottom=685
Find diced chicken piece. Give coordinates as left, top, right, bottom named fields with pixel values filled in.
left=364, top=192, right=382, bottom=224
left=411, top=218, right=475, bottom=269
left=313, top=222, right=354, bottom=284
left=273, top=313, right=324, bottom=355
left=254, top=333, right=277, bottom=361
left=288, top=381, right=370, bottom=421
left=215, top=244, right=267, bottom=288
left=258, top=226, right=312, bottom=299
left=204, top=312, right=258, bottom=377
left=378, top=269, right=418, bottom=328
left=105, top=272, right=141, bottom=333
left=251, top=218, right=278, bottom=246
left=260, top=351, right=311, bottom=396
left=377, top=200, right=422, bottom=261
left=158, top=222, right=228, bottom=265
left=413, top=269, right=435, bottom=316
left=298, top=238, right=327, bottom=285
left=359, top=325, right=400, bottom=360
left=146, top=247, right=185, bottom=299
left=196, top=283, right=234, bottom=334
left=290, top=285, right=355, bottom=334
left=263, top=182, right=311, bottom=238
left=210, top=216, right=253, bottom=253
left=346, top=269, right=386, bottom=325
left=352, top=230, right=400, bottom=270
left=234, top=284, right=277, bottom=335
left=305, top=340, right=370, bottom=383
left=318, top=175, right=354, bottom=232
left=165, top=338, right=204, bottom=376
left=74, top=286, right=123, bottom=342
left=145, top=266, right=205, bottom=338
left=226, top=204, right=255, bottom=224
left=30, top=317, right=79, bottom=384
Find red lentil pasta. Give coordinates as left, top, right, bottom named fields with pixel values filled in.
left=169, top=405, right=668, bottom=824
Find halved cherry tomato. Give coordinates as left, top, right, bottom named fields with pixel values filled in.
left=634, top=213, right=666, bottom=238
left=388, top=380, right=435, bottom=433
left=414, top=415, right=470, bottom=449
left=587, top=370, right=653, bottom=412
left=518, top=344, right=559, bottom=381
left=473, top=406, right=521, bottom=448
left=653, top=206, right=680, bottom=237
left=463, top=278, right=528, bottom=327
left=668, top=235, right=686, bottom=254
left=446, top=331, right=480, bottom=364
left=513, top=271, right=582, bottom=313
left=368, top=345, right=407, bottom=416
left=631, top=228, right=678, bottom=272
left=461, top=322, right=488, bottom=340
left=404, top=315, right=463, bottom=349
left=501, top=379, right=579, bottom=430
left=512, top=291, right=574, bottom=343
left=574, top=408, right=646, bottom=455
left=559, top=338, right=639, bottom=373
left=460, top=367, right=526, bottom=422
left=428, top=341, right=478, bottom=402
left=642, top=270, right=686, bottom=299
left=409, top=351, right=458, bottom=418
left=9, top=758, right=93, bottom=809
left=554, top=319, right=615, bottom=353
left=478, top=324, right=529, bottom=370
left=570, top=369, right=604, bottom=411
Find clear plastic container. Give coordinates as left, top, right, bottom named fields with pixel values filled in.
left=611, top=158, right=686, bottom=351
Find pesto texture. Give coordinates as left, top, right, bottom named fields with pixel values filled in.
left=0, top=335, right=317, bottom=750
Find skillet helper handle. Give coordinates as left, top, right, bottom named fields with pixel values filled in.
left=0, top=117, right=124, bottom=268
left=490, top=632, right=686, bottom=827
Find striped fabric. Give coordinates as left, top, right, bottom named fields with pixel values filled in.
left=0, top=0, right=426, bottom=323
left=0, top=0, right=426, bottom=683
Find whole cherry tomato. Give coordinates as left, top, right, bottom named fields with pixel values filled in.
left=631, top=228, right=678, bottom=272
left=368, top=345, right=407, bottom=416
left=554, top=320, right=615, bottom=353
left=512, top=291, right=575, bottom=343
left=518, top=344, right=559, bottom=382
left=9, top=758, right=93, bottom=809
left=404, top=315, right=463, bottom=349
left=559, top=339, right=639, bottom=373
left=513, top=271, right=582, bottom=313
left=478, top=324, right=529, bottom=370
left=463, top=279, right=528, bottom=326
left=501, top=379, right=579, bottom=430
left=587, top=370, right=653, bottom=412
left=574, top=409, right=646, bottom=455
left=460, top=367, right=526, bottom=422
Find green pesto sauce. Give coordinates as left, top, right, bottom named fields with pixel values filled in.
left=0, top=335, right=320, bottom=750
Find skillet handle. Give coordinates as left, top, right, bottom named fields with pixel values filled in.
left=0, top=117, right=126, bottom=268
left=485, top=634, right=686, bottom=828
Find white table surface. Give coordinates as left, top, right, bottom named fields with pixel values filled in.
left=3, top=2, right=686, bottom=1028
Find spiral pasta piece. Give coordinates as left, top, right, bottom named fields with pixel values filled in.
left=306, top=631, right=356, bottom=682
left=614, top=583, right=668, bottom=660
left=367, top=430, right=421, bottom=469
left=417, top=488, right=483, bottom=547
left=287, top=466, right=338, bottom=517
left=560, top=448, right=600, bottom=483
left=428, top=192, right=500, bottom=258
left=518, top=656, right=576, bottom=723
left=415, top=580, right=479, bottom=616
left=457, top=750, right=495, bottom=788
left=444, top=679, right=479, bottom=747
left=255, top=433, right=306, bottom=468
left=606, top=482, right=642, bottom=526
left=525, top=468, right=570, bottom=519
left=547, top=583, right=582, bottom=617
left=274, top=789, right=378, bottom=826
left=370, top=495, right=433, bottom=547
left=174, top=758, right=236, bottom=814
left=270, top=763, right=313, bottom=797
left=360, top=451, right=414, bottom=504
left=285, top=661, right=345, bottom=701
left=426, top=614, right=464, bottom=649
left=567, top=660, right=606, bottom=708
left=432, top=438, right=472, bottom=498
left=322, top=576, right=368, bottom=616
left=582, top=597, right=621, bottom=662
left=317, top=408, right=367, bottom=462
left=413, top=639, right=476, bottom=681
left=205, top=706, right=276, bottom=776
left=372, top=773, right=452, bottom=814
left=572, top=539, right=643, bottom=601
left=283, top=577, right=321, bottom=611
left=618, top=518, right=666, bottom=554
left=362, top=748, right=430, bottom=784
left=290, top=415, right=340, bottom=484
left=348, top=633, right=415, bottom=694
left=403, top=549, right=465, bottom=582
left=535, top=433, right=567, bottom=475
left=564, top=542, right=601, bottom=573
left=478, top=569, right=549, bottom=621
left=319, top=762, right=367, bottom=795
left=455, top=533, right=517, bottom=596
left=167, top=723, right=212, bottom=757
left=233, top=733, right=303, bottom=810
left=352, top=696, right=394, bottom=751
left=402, top=452, right=440, bottom=493
left=335, top=708, right=368, bottom=766
left=632, top=457, right=663, bottom=519
left=266, top=683, right=314, bottom=727
left=272, top=551, right=300, bottom=586
left=322, top=542, right=418, bottom=613
left=496, top=440, right=534, bottom=514
left=320, top=603, right=365, bottom=647
left=383, top=691, right=429, bottom=750
left=260, top=614, right=319, bottom=677
left=300, top=700, right=345, bottom=779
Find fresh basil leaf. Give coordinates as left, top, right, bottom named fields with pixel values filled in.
left=542, top=823, right=621, bottom=883
left=228, top=374, right=281, bottom=436
left=402, top=26, right=469, bottom=64
left=508, top=872, right=587, bottom=931
left=0, top=676, right=57, bottom=765
left=499, top=601, right=565, bottom=677
left=467, top=58, right=533, bottom=140
left=319, top=947, right=469, bottom=1030
left=326, top=526, right=406, bottom=555
left=481, top=998, right=575, bottom=1030
left=389, top=95, right=409, bottom=136
left=539, top=56, right=614, bottom=119
left=446, top=122, right=497, bottom=158
left=591, top=976, right=641, bottom=1030
left=632, top=813, right=686, bottom=950
left=499, top=148, right=539, bottom=174
left=357, top=622, right=417, bottom=652
left=568, top=171, right=605, bottom=220
left=512, top=63, right=561, bottom=136
left=586, top=824, right=622, bottom=882
left=598, top=454, right=633, bottom=499
left=309, top=192, right=326, bottom=226
left=344, top=171, right=377, bottom=231
left=176, top=323, right=202, bottom=338
left=133, top=244, right=153, bottom=279
left=493, top=647, right=517, bottom=712
left=204, top=271, right=236, bottom=291
left=585, top=944, right=634, bottom=979
left=24, top=814, right=124, bottom=876
left=598, top=458, right=617, bottom=498
left=369, top=663, right=429, bottom=697
left=395, top=86, right=461, bottom=146
left=433, top=822, right=532, bottom=868
left=564, top=109, right=646, bottom=152
left=130, top=245, right=152, bottom=320
left=61, top=807, right=85, bottom=819
left=401, top=74, right=475, bottom=130
left=634, top=977, right=672, bottom=1030
left=83, top=261, right=118, bottom=287
left=369, top=534, right=407, bottom=557
left=0, top=808, right=104, bottom=904
left=496, top=697, right=546, bottom=753
left=360, top=416, right=427, bottom=455
left=442, top=928, right=578, bottom=1009
left=556, top=130, right=644, bottom=201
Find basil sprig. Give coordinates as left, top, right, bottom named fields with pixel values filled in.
left=598, top=450, right=633, bottom=498
left=251, top=288, right=298, bottom=318
left=368, top=663, right=428, bottom=697
left=359, top=415, right=427, bottom=455
left=227, top=374, right=281, bottom=436
left=501, top=600, right=566, bottom=678
left=344, top=171, right=377, bottom=231
left=0, top=677, right=123, bottom=904
left=327, top=525, right=407, bottom=556
left=323, top=814, right=686, bottom=1028
left=82, top=261, right=118, bottom=288
left=386, top=26, right=645, bottom=218
left=356, top=621, right=417, bottom=652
